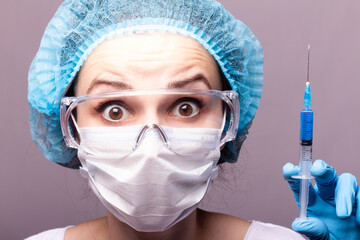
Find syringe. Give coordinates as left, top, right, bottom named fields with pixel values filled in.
left=296, top=45, right=313, bottom=220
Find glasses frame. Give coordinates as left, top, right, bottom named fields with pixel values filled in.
left=60, top=88, right=239, bottom=151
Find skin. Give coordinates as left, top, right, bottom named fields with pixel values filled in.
left=65, top=33, right=251, bottom=240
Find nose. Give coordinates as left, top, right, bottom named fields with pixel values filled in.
left=133, top=124, right=170, bottom=151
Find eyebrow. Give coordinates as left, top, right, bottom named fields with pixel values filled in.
left=167, top=75, right=212, bottom=89
left=86, top=79, right=133, bottom=94
left=86, top=74, right=212, bottom=94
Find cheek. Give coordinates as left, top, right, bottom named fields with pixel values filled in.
left=76, top=107, right=87, bottom=128
left=75, top=103, right=101, bottom=128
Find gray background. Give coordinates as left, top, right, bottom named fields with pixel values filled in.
left=1, top=0, right=360, bottom=239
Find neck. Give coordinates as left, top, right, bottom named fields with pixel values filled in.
left=106, top=209, right=200, bottom=240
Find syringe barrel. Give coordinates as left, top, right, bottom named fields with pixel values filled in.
left=299, top=145, right=312, bottom=177
left=298, top=109, right=313, bottom=220
left=300, top=110, right=313, bottom=173
left=300, top=110, right=313, bottom=143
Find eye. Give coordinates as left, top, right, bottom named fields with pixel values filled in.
left=171, top=99, right=202, bottom=118
left=102, top=104, right=128, bottom=122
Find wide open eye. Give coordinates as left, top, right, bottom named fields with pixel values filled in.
left=171, top=98, right=203, bottom=118
left=95, top=101, right=130, bottom=123
left=103, top=105, right=126, bottom=121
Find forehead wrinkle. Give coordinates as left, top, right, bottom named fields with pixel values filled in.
left=77, top=33, right=222, bottom=94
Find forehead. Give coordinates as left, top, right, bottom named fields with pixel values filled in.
left=76, top=33, right=221, bottom=95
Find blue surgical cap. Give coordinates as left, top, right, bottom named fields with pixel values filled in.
left=28, top=0, right=264, bottom=168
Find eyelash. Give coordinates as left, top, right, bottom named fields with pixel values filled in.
left=170, top=97, right=205, bottom=112
left=95, top=100, right=129, bottom=114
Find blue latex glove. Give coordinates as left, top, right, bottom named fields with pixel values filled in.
left=283, top=159, right=360, bottom=240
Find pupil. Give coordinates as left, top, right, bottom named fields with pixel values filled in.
left=109, top=107, right=122, bottom=120
left=179, top=104, right=193, bottom=116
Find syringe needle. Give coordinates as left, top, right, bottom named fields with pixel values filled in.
left=304, top=45, right=311, bottom=110
left=307, top=44, right=310, bottom=83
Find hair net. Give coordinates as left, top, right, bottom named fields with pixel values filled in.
left=28, top=0, right=264, bottom=168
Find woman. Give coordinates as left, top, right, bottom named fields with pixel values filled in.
left=27, top=0, right=359, bottom=239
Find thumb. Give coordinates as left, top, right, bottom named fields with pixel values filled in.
left=292, top=217, right=330, bottom=240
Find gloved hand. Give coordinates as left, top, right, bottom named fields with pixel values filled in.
left=283, top=159, right=360, bottom=240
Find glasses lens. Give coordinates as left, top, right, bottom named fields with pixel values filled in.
left=62, top=90, right=238, bottom=155
left=74, top=93, right=225, bottom=128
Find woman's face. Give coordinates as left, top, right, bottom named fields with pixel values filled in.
left=75, top=33, right=223, bottom=128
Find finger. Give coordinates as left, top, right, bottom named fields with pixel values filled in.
left=283, top=163, right=316, bottom=205
left=356, top=187, right=360, bottom=225
left=283, top=162, right=300, bottom=180
left=311, top=160, right=337, bottom=201
left=292, top=217, right=330, bottom=240
left=283, top=163, right=301, bottom=203
left=335, top=173, right=358, bottom=219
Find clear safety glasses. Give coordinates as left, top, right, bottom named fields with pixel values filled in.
left=60, top=89, right=239, bottom=155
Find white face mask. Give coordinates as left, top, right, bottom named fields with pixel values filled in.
left=77, top=125, right=221, bottom=232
